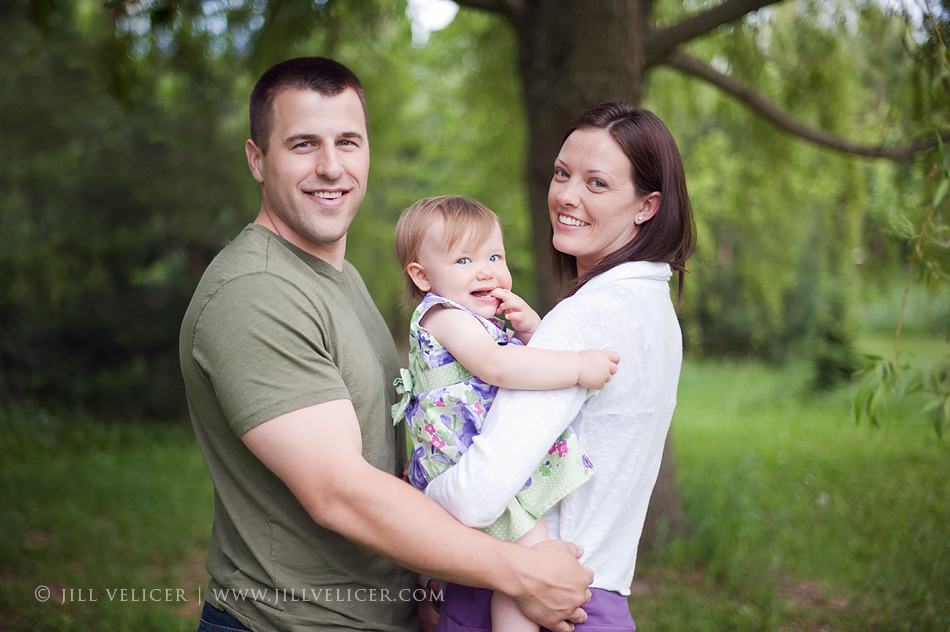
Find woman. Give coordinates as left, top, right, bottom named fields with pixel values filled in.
left=424, top=102, right=695, bottom=632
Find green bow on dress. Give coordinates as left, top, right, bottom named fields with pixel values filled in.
left=391, top=368, right=415, bottom=424
left=391, top=362, right=476, bottom=425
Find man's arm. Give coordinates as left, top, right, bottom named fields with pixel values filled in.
left=241, top=399, right=592, bottom=632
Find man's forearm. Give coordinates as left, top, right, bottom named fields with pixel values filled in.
left=306, top=450, right=520, bottom=590
left=242, top=401, right=519, bottom=591
left=242, top=400, right=591, bottom=632
left=311, top=459, right=591, bottom=632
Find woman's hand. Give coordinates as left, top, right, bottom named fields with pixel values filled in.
left=415, top=575, right=442, bottom=632
left=491, top=288, right=541, bottom=343
left=576, top=349, right=620, bottom=390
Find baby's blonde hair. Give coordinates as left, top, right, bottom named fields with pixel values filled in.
left=395, top=195, right=502, bottom=307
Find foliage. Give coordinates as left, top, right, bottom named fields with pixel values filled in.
left=811, top=293, right=859, bottom=390
left=0, top=2, right=252, bottom=417
left=0, top=0, right=527, bottom=416
left=0, top=0, right=943, bottom=419
left=854, top=6, right=950, bottom=436
left=647, top=0, right=918, bottom=369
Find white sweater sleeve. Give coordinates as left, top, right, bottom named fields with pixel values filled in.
left=424, top=309, right=592, bottom=527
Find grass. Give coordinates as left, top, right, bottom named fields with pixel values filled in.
left=1, top=342, right=948, bottom=631
left=631, top=338, right=950, bottom=631
left=0, top=407, right=213, bottom=631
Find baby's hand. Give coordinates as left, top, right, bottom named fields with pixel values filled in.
left=577, top=349, right=620, bottom=390
left=491, top=288, right=541, bottom=338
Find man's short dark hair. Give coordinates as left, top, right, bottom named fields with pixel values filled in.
left=250, top=57, right=367, bottom=154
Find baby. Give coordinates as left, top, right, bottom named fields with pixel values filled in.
left=392, top=195, right=619, bottom=632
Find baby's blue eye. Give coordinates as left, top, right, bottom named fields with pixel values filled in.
left=456, top=257, right=471, bottom=265
left=490, top=255, right=501, bottom=262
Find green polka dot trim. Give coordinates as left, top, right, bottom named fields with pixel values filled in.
left=413, top=362, right=474, bottom=396
left=481, top=451, right=595, bottom=543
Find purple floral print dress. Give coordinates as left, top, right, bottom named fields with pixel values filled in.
left=392, top=293, right=595, bottom=542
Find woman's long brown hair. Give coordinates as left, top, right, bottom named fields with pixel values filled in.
left=551, top=103, right=696, bottom=303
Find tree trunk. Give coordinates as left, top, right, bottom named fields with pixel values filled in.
left=637, top=433, right=687, bottom=559
left=508, top=0, right=686, bottom=552
left=514, top=0, right=650, bottom=310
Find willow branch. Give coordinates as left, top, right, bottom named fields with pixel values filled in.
left=644, top=0, right=784, bottom=67
left=663, top=51, right=950, bottom=160
left=453, top=0, right=522, bottom=19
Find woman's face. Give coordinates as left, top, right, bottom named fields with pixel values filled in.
left=548, top=128, right=656, bottom=276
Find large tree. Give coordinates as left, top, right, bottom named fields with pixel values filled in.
left=450, top=0, right=944, bottom=308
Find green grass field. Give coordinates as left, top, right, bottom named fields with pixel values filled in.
left=631, top=351, right=950, bottom=631
left=1, top=345, right=948, bottom=630
left=0, top=408, right=213, bottom=631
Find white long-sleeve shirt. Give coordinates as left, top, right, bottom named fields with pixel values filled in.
left=425, top=261, right=682, bottom=594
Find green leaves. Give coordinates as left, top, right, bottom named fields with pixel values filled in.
left=855, top=353, right=950, bottom=437
left=921, top=363, right=950, bottom=436
left=932, top=175, right=949, bottom=209
left=853, top=355, right=903, bottom=428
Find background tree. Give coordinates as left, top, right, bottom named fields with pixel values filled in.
left=451, top=0, right=942, bottom=309
left=0, top=0, right=529, bottom=414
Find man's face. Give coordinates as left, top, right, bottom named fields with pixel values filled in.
left=246, top=87, right=370, bottom=260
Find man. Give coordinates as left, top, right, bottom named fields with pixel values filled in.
left=180, top=57, right=592, bottom=632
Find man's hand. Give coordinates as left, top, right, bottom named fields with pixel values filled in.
left=576, top=349, right=620, bottom=390
left=509, top=540, right=593, bottom=632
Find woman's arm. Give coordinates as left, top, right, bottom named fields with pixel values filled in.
left=425, top=298, right=604, bottom=527
left=423, top=306, right=617, bottom=391
left=425, top=379, right=589, bottom=527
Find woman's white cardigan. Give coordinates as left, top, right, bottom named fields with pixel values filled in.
left=426, top=261, right=683, bottom=594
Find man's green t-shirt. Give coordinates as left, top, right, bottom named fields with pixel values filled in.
left=180, top=224, right=415, bottom=632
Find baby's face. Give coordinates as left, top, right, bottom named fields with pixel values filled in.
left=414, top=219, right=512, bottom=319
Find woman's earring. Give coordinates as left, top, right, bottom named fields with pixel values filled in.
left=637, top=215, right=643, bottom=223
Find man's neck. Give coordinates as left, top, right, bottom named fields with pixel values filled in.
left=253, top=207, right=346, bottom=271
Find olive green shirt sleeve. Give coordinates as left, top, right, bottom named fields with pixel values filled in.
left=191, top=272, right=351, bottom=437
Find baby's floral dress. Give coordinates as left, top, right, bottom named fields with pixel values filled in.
left=392, top=293, right=594, bottom=542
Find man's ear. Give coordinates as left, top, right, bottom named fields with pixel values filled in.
left=406, top=262, right=431, bottom=293
left=246, top=139, right=265, bottom=184
left=637, top=192, right=661, bottom=224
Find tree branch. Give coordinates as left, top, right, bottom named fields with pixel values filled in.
left=644, top=0, right=784, bottom=68
left=662, top=51, right=949, bottom=160
left=453, top=0, right=524, bottom=21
